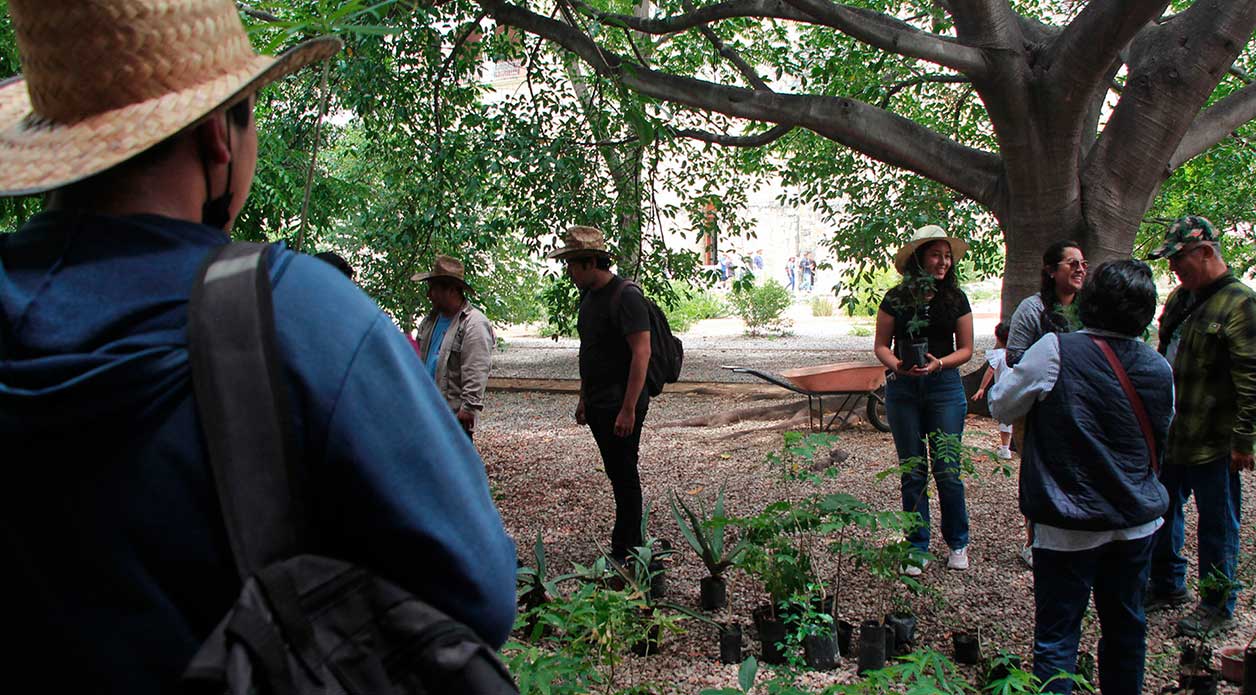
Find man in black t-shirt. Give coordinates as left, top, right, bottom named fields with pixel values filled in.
left=547, top=226, right=652, bottom=561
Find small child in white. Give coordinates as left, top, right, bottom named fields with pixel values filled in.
left=972, top=322, right=1013, bottom=460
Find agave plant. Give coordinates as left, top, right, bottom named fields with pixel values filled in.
left=671, top=486, right=749, bottom=610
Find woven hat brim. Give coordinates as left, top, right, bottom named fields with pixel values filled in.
left=0, top=36, right=341, bottom=197
left=894, top=237, right=969, bottom=274
left=411, top=270, right=472, bottom=291
left=546, top=246, right=611, bottom=260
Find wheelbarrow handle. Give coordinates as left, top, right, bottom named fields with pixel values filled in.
left=720, top=365, right=806, bottom=394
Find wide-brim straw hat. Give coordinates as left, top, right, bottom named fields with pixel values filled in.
left=0, top=0, right=342, bottom=197
left=412, top=255, right=471, bottom=291
left=546, top=225, right=612, bottom=261
left=893, top=225, right=969, bottom=274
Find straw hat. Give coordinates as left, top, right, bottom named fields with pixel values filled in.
left=893, top=225, right=968, bottom=274
left=546, top=225, right=612, bottom=261
left=0, top=0, right=342, bottom=197
left=412, top=255, right=471, bottom=291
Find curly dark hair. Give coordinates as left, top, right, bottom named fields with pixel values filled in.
left=1077, top=260, right=1157, bottom=336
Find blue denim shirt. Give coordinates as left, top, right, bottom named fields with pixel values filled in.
left=0, top=212, right=516, bottom=693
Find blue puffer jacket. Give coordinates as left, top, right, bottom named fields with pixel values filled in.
left=0, top=212, right=516, bottom=694
left=1020, top=332, right=1173, bottom=530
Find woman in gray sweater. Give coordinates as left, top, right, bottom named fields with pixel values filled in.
left=1005, top=240, right=1089, bottom=366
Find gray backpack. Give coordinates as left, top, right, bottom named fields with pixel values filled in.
left=182, top=242, right=517, bottom=695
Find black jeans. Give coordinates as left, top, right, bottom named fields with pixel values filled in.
left=586, top=405, right=647, bottom=559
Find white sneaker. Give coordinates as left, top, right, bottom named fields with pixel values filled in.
left=947, top=547, right=969, bottom=570
left=1019, top=544, right=1034, bottom=569
left=902, top=559, right=927, bottom=576
left=997, top=446, right=1012, bottom=460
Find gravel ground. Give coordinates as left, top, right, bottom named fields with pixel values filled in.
left=479, top=387, right=1256, bottom=693
left=493, top=333, right=997, bottom=384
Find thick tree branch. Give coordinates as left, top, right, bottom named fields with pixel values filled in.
left=1170, top=81, right=1256, bottom=169
left=781, top=0, right=986, bottom=75
left=479, top=0, right=1002, bottom=208
left=1046, top=0, right=1169, bottom=122
left=673, top=123, right=793, bottom=146
left=565, top=0, right=985, bottom=75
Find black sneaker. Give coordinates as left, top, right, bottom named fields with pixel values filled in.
left=1175, top=604, right=1236, bottom=638
left=1144, top=588, right=1193, bottom=613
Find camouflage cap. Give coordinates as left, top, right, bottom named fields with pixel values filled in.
left=1147, top=215, right=1220, bottom=260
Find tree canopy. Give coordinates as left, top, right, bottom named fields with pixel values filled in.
left=478, top=0, right=1256, bottom=315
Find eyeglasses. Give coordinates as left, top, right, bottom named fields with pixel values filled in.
left=1057, top=259, right=1088, bottom=271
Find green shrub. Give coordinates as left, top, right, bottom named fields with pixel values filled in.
left=729, top=279, right=792, bottom=335
left=662, top=280, right=728, bottom=333
left=843, top=265, right=901, bottom=317
left=810, top=295, right=835, bottom=317
left=848, top=325, right=872, bottom=337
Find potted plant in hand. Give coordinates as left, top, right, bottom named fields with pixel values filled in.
left=671, top=486, right=750, bottom=611
left=890, top=274, right=936, bottom=370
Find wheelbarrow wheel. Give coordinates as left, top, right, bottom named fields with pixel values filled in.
left=866, top=386, right=890, bottom=432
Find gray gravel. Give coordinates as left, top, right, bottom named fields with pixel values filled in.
left=494, top=333, right=997, bottom=384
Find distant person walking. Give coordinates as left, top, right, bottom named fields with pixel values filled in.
left=874, top=225, right=974, bottom=575
left=786, top=256, right=797, bottom=291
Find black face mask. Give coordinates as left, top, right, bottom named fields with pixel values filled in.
left=200, top=118, right=234, bottom=230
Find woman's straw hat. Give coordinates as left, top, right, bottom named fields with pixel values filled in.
left=0, top=0, right=341, bottom=197
left=893, top=225, right=969, bottom=274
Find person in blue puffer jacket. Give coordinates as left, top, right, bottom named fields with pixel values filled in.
left=990, top=260, right=1172, bottom=695
left=0, top=2, right=516, bottom=693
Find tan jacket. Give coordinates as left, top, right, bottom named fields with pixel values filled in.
left=416, top=301, right=495, bottom=426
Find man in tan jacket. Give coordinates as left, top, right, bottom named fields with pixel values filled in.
left=414, top=256, right=495, bottom=439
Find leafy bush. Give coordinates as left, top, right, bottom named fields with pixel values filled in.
left=663, top=280, right=729, bottom=333
left=842, top=265, right=901, bottom=317
left=848, top=324, right=872, bottom=337
left=810, top=295, right=835, bottom=317
left=729, top=278, right=793, bottom=335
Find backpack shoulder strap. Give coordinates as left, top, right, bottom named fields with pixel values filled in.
left=1089, top=335, right=1159, bottom=474
left=188, top=242, right=310, bottom=580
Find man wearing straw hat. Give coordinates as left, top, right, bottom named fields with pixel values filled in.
left=414, top=255, right=496, bottom=440
left=549, top=226, right=652, bottom=563
left=0, top=2, right=515, bottom=691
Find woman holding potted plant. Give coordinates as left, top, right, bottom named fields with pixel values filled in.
left=873, top=225, right=975, bottom=575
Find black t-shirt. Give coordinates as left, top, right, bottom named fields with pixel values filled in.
left=879, top=286, right=972, bottom=361
left=578, top=276, right=651, bottom=411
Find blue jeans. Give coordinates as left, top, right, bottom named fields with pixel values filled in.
left=885, top=368, right=969, bottom=552
left=1033, top=537, right=1153, bottom=695
left=1149, top=456, right=1242, bottom=614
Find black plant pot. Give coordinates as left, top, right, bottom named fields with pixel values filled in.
left=812, top=594, right=838, bottom=618
left=905, top=342, right=929, bottom=370
left=719, top=623, right=743, bottom=665
left=649, top=566, right=667, bottom=601
left=1244, top=646, right=1256, bottom=695
left=884, top=612, right=917, bottom=655
left=804, top=632, right=839, bottom=671
left=953, top=631, right=981, bottom=665
left=836, top=620, right=854, bottom=658
left=630, top=624, right=662, bottom=657
left=759, top=618, right=788, bottom=665
left=700, top=576, right=727, bottom=611
left=985, top=654, right=1023, bottom=689
left=856, top=619, right=887, bottom=674
left=1178, top=667, right=1220, bottom=695
left=752, top=602, right=774, bottom=632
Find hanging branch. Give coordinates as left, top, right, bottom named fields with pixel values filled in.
left=296, top=57, right=332, bottom=253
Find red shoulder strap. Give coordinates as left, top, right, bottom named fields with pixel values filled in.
left=1089, top=335, right=1159, bottom=473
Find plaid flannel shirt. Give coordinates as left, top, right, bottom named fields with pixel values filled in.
left=1160, top=273, right=1256, bottom=465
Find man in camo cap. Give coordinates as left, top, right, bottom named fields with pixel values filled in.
left=1144, top=215, right=1256, bottom=638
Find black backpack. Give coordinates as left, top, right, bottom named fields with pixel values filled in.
left=182, top=242, right=518, bottom=695
left=611, top=280, right=684, bottom=397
